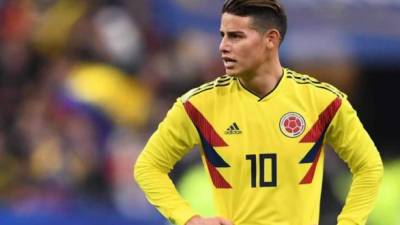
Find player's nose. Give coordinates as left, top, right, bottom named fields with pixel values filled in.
left=219, top=37, right=231, bottom=53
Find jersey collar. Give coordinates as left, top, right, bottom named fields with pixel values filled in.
left=236, top=68, right=288, bottom=102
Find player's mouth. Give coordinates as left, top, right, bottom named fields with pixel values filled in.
left=222, top=57, right=237, bottom=68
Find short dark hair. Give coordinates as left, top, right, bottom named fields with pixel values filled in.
left=222, top=0, right=287, bottom=43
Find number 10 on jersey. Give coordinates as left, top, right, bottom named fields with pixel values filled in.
left=245, top=153, right=277, bottom=187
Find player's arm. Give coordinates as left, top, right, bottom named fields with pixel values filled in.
left=134, top=98, right=200, bottom=225
left=326, top=97, right=384, bottom=225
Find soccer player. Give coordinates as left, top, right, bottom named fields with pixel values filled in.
left=134, top=0, right=384, bottom=225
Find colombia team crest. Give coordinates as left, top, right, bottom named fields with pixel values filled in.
left=279, top=112, right=306, bottom=138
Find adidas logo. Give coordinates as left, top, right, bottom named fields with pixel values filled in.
left=224, top=122, right=242, bottom=135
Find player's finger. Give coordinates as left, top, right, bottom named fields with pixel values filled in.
left=217, top=217, right=233, bottom=225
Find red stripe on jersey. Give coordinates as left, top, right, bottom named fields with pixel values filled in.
left=183, top=101, right=228, bottom=147
left=300, top=147, right=322, bottom=184
left=301, top=97, right=342, bottom=143
left=205, top=159, right=232, bottom=188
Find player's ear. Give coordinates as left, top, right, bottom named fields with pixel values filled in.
left=264, top=28, right=281, bottom=49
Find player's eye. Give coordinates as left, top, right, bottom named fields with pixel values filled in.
left=228, top=33, right=243, bottom=40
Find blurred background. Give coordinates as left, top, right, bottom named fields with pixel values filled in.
left=0, top=0, right=399, bottom=224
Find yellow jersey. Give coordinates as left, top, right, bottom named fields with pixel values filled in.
left=134, top=68, right=383, bottom=225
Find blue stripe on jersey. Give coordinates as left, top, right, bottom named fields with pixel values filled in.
left=300, top=130, right=325, bottom=164
left=198, top=130, right=230, bottom=168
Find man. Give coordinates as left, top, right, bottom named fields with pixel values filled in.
left=134, top=0, right=384, bottom=225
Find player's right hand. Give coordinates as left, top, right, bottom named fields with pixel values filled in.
left=185, top=215, right=233, bottom=225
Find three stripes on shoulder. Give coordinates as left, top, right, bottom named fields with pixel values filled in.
left=183, top=75, right=234, bottom=100
left=286, top=70, right=345, bottom=98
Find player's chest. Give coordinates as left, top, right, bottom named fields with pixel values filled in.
left=194, top=99, right=326, bottom=188
left=203, top=99, right=318, bottom=148
left=194, top=100, right=324, bottom=170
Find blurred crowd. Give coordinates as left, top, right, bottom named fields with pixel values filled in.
left=0, top=0, right=221, bottom=224
left=0, top=0, right=399, bottom=225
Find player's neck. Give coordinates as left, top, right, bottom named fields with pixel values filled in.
left=238, top=59, right=283, bottom=98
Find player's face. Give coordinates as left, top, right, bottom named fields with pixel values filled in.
left=219, top=13, right=268, bottom=77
